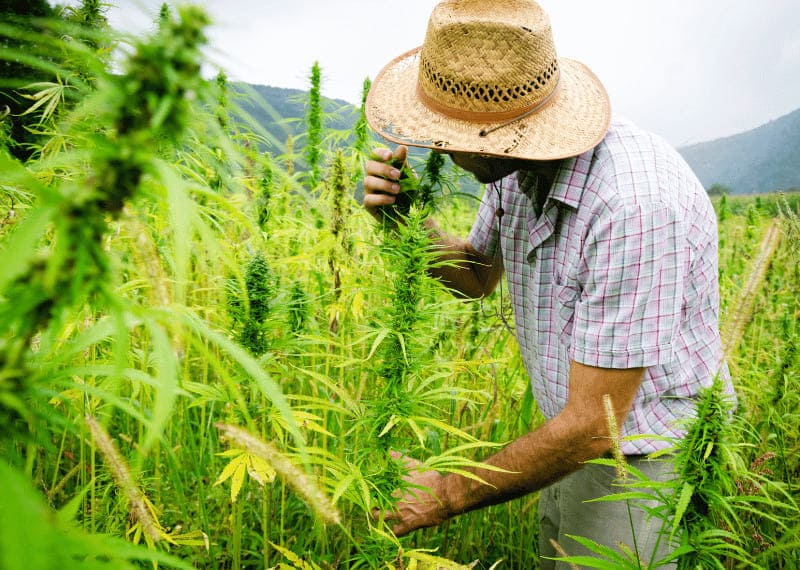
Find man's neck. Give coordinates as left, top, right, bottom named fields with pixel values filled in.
left=518, top=160, right=562, bottom=212
left=524, top=159, right=561, bottom=191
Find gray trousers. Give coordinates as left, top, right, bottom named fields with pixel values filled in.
left=538, top=456, right=677, bottom=569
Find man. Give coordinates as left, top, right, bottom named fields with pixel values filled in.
left=362, top=0, right=733, bottom=566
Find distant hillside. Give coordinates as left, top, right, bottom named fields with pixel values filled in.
left=678, top=108, right=800, bottom=194
left=232, top=83, right=359, bottom=148
left=240, top=83, right=800, bottom=196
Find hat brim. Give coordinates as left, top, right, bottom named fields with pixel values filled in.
left=366, top=47, right=611, bottom=161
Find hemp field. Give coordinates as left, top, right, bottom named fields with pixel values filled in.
left=1, top=6, right=798, bottom=569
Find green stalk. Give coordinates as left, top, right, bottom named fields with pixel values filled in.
left=351, top=77, right=372, bottom=186
left=353, top=78, right=371, bottom=157
left=232, top=498, right=244, bottom=569
left=263, top=484, right=273, bottom=567
left=215, top=70, right=229, bottom=131
left=257, top=154, right=275, bottom=233
left=327, top=149, right=349, bottom=333
left=304, top=61, right=323, bottom=189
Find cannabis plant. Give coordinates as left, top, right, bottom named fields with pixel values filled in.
left=304, top=61, right=324, bottom=189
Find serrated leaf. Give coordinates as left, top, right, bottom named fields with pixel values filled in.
left=410, top=416, right=478, bottom=443
left=587, top=491, right=656, bottom=503
left=163, top=529, right=210, bottom=549
left=268, top=542, right=321, bottom=569
left=366, top=327, right=391, bottom=360
left=671, top=481, right=694, bottom=539
left=703, top=441, right=714, bottom=461
left=217, top=448, right=245, bottom=458
left=546, top=554, right=622, bottom=569
left=405, top=550, right=476, bottom=569
left=396, top=331, right=409, bottom=367
left=423, top=467, right=492, bottom=487
left=214, top=453, right=246, bottom=487
left=561, top=534, right=632, bottom=566
left=247, top=455, right=277, bottom=486
left=230, top=460, right=246, bottom=502
left=406, top=417, right=427, bottom=448
left=378, top=414, right=400, bottom=438
left=331, top=468, right=359, bottom=505
left=358, top=477, right=372, bottom=513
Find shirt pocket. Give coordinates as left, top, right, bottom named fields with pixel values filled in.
left=553, top=277, right=579, bottom=350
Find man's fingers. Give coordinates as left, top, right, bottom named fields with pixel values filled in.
left=391, top=521, right=411, bottom=538
left=372, top=506, right=400, bottom=523
left=364, top=174, right=400, bottom=196
left=391, top=145, right=408, bottom=167
left=362, top=145, right=413, bottom=223
left=370, top=147, right=392, bottom=162
left=369, top=145, right=408, bottom=166
left=373, top=508, right=411, bottom=538
left=365, top=160, right=403, bottom=187
left=363, top=190, right=397, bottom=212
left=372, top=504, right=414, bottom=538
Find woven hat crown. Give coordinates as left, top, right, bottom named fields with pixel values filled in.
left=365, top=0, right=610, bottom=160
left=418, top=0, right=559, bottom=120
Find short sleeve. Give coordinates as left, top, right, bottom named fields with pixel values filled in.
left=467, top=183, right=500, bottom=258
left=570, top=202, right=687, bottom=369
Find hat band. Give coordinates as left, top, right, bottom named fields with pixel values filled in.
left=416, top=76, right=560, bottom=125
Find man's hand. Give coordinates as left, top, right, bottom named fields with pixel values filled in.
left=376, top=363, right=647, bottom=538
left=380, top=452, right=451, bottom=537
left=363, top=145, right=409, bottom=223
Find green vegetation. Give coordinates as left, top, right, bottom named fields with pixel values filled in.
left=1, top=5, right=798, bottom=569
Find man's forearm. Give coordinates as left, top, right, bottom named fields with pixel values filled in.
left=442, top=408, right=607, bottom=516
left=424, top=219, right=501, bottom=299
left=441, top=364, right=646, bottom=518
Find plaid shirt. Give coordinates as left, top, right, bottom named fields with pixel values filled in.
left=468, top=118, right=733, bottom=454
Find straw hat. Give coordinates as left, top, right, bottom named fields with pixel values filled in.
left=366, top=0, right=611, bottom=161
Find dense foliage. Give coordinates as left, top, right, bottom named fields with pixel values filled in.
left=0, top=4, right=798, bottom=569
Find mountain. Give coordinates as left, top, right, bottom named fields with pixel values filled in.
left=239, top=82, right=800, bottom=195
left=232, top=83, right=359, bottom=148
left=678, top=108, right=800, bottom=194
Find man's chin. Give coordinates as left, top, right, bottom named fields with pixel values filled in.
left=473, top=173, right=503, bottom=184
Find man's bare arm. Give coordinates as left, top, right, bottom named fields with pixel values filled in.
left=387, top=362, right=646, bottom=536
left=424, top=219, right=503, bottom=299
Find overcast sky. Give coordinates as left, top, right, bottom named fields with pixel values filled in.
left=100, top=0, right=800, bottom=147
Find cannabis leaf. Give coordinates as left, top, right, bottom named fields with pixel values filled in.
left=214, top=447, right=276, bottom=502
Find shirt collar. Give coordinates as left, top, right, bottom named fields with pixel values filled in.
left=516, top=148, right=595, bottom=210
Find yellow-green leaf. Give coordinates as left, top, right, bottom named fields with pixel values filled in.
left=268, top=542, right=321, bottom=569
left=406, top=418, right=427, bottom=448
left=378, top=414, right=400, bottom=438
left=404, top=549, right=477, bottom=569
left=230, top=459, right=246, bottom=502
left=214, top=452, right=246, bottom=486
left=217, top=448, right=245, bottom=458
left=247, top=454, right=277, bottom=486
left=411, top=416, right=478, bottom=443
